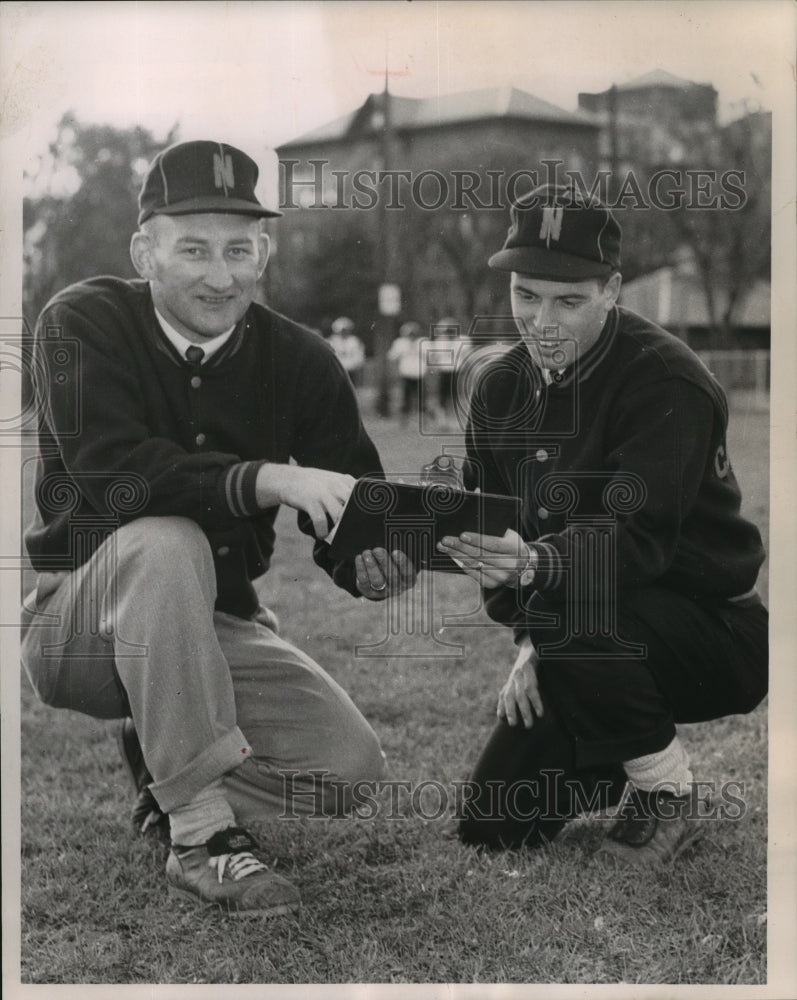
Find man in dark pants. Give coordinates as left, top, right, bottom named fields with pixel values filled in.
left=439, top=184, right=767, bottom=865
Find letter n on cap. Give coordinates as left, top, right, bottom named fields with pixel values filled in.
left=539, top=205, right=564, bottom=246
left=213, top=153, right=235, bottom=190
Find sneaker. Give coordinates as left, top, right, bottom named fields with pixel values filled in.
left=117, top=718, right=170, bottom=844
left=595, top=785, right=705, bottom=867
left=166, top=827, right=301, bottom=917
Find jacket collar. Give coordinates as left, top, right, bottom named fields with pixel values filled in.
left=146, top=291, right=250, bottom=368
left=544, top=306, right=619, bottom=389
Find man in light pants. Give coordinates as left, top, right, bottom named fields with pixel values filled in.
left=21, top=140, right=415, bottom=915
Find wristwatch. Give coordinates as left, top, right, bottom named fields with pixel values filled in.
left=518, top=543, right=538, bottom=588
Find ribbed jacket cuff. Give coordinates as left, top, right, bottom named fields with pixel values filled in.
left=221, top=460, right=265, bottom=517
left=527, top=538, right=564, bottom=592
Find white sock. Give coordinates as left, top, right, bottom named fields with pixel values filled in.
left=623, top=736, right=693, bottom=797
left=168, top=779, right=236, bottom=847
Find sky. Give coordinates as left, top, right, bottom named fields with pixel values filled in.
left=1, top=0, right=793, bottom=165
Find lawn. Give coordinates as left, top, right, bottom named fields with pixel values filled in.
left=18, top=399, right=769, bottom=985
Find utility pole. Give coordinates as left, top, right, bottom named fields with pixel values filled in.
left=607, top=84, right=619, bottom=202
left=374, top=60, right=401, bottom=417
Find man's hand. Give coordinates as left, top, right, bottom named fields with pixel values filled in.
left=437, top=528, right=530, bottom=589
left=256, top=464, right=356, bottom=539
left=355, top=548, right=417, bottom=601
left=497, top=636, right=543, bottom=728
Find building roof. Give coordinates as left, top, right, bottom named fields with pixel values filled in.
left=614, top=69, right=712, bottom=91
left=578, top=69, right=717, bottom=110
left=278, top=86, right=595, bottom=148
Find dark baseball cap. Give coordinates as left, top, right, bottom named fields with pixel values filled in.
left=489, top=183, right=621, bottom=280
left=138, top=140, right=282, bottom=225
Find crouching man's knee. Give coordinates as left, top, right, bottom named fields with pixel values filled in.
left=316, top=726, right=388, bottom=818
left=112, top=516, right=216, bottom=605
left=116, top=516, right=213, bottom=574
left=456, top=777, right=569, bottom=852
left=283, top=725, right=387, bottom=819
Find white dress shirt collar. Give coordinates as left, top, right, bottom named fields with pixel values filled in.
left=154, top=308, right=236, bottom=363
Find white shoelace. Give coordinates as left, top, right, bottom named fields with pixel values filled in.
left=209, top=851, right=269, bottom=884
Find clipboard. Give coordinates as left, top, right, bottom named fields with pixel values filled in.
left=326, top=477, right=521, bottom=573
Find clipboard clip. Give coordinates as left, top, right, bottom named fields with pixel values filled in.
left=419, top=455, right=465, bottom=492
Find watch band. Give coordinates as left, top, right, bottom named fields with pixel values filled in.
left=518, top=543, right=537, bottom=588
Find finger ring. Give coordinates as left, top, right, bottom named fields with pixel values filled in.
left=372, top=581, right=387, bottom=592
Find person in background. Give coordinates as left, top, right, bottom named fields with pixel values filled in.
left=387, top=320, right=427, bottom=425
left=428, top=316, right=471, bottom=427
left=328, top=315, right=366, bottom=388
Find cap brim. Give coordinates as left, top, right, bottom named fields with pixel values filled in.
left=147, top=196, right=282, bottom=220
left=488, top=247, right=614, bottom=280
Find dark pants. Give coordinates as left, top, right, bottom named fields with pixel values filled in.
left=401, top=377, right=422, bottom=418
left=438, top=370, right=455, bottom=411
left=459, top=585, right=768, bottom=849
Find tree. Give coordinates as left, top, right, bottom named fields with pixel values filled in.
left=660, top=111, right=771, bottom=344
left=267, top=212, right=380, bottom=337
left=23, top=113, right=177, bottom=324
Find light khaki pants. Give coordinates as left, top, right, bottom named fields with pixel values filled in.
left=21, top=516, right=385, bottom=820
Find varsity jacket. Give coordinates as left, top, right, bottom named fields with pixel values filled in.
left=25, top=277, right=383, bottom=618
left=463, top=305, right=766, bottom=638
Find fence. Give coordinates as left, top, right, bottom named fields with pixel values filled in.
left=363, top=348, right=771, bottom=413
left=696, top=350, right=770, bottom=412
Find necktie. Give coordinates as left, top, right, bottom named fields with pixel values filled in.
left=185, top=345, right=205, bottom=366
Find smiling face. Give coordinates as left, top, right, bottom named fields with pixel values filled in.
left=510, top=271, right=622, bottom=370
left=130, top=213, right=269, bottom=342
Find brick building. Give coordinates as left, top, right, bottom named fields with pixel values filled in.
left=270, top=87, right=600, bottom=343
left=577, top=68, right=718, bottom=170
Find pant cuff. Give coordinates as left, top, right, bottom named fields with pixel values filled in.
left=149, top=727, right=252, bottom=813
left=572, top=719, right=676, bottom=771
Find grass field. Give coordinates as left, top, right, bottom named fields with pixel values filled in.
left=18, top=400, right=769, bottom=985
